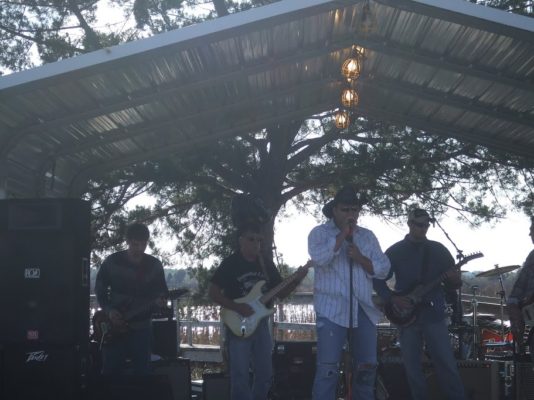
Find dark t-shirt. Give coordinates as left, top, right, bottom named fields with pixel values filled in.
left=95, top=250, right=168, bottom=326
left=210, top=252, right=283, bottom=300
left=375, top=236, right=455, bottom=323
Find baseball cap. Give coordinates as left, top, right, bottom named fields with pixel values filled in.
left=408, top=208, right=434, bottom=224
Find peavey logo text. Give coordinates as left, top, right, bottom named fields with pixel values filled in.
left=24, top=268, right=40, bottom=279
left=26, top=350, right=49, bottom=363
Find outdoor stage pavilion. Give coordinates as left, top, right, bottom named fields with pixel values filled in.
left=0, top=0, right=533, bottom=200
left=0, top=0, right=533, bottom=398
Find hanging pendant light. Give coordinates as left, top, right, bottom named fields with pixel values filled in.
left=334, top=110, right=350, bottom=129
left=341, top=88, right=359, bottom=108
left=341, top=56, right=362, bottom=82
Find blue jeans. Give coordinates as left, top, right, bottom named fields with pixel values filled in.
left=226, top=319, right=273, bottom=400
left=399, top=319, right=465, bottom=400
left=312, top=306, right=377, bottom=400
left=101, top=326, right=151, bottom=375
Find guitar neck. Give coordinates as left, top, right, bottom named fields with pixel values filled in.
left=260, top=268, right=306, bottom=305
left=121, top=288, right=186, bottom=321
left=415, top=269, right=454, bottom=298
left=414, top=253, right=482, bottom=298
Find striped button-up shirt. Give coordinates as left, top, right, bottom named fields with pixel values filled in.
left=308, top=219, right=390, bottom=327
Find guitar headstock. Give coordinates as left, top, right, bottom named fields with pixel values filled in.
left=457, top=252, right=484, bottom=268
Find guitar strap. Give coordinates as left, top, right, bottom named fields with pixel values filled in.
left=418, top=241, right=430, bottom=284
left=418, top=241, right=434, bottom=310
left=131, top=258, right=148, bottom=308
left=258, top=254, right=272, bottom=286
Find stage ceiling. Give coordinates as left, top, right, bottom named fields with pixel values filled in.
left=0, top=0, right=533, bottom=198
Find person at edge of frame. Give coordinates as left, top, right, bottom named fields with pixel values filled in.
left=507, top=216, right=534, bottom=360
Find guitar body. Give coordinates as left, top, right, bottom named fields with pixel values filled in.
left=383, top=287, right=422, bottom=327
left=221, top=280, right=276, bottom=338
left=92, top=288, right=188, bottom=345
left=383, top=252, right=483, bottom=327
left=92, top=310, right=128, bottom=345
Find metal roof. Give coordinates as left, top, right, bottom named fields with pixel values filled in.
left=0, top=0, right=533, bottom=198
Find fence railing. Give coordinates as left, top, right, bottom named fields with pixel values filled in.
left=178, top=318, right=317, bottom=347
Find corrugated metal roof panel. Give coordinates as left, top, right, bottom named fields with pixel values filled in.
left=0, top=0, right=532, bottom=198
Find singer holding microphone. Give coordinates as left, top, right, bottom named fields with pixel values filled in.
left=308, top=185, right=390, bottom=400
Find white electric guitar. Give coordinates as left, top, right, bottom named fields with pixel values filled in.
left=221, top=261, right=311, bottom=338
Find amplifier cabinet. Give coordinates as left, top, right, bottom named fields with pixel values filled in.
left=379, top=359, right=509, bottom=400
left=272, top=341, right=316, bottom=400
left=516, top=362, right=534, bottom=400
left=203, top=372, right=230, bottom=400
left=152, top=320, right=178, bottom=360
left=90, top=374, right=173, bottom=400
left=427, top=360, right=507, bottom=400
left=2, top=342, right=88, bottom=400
left=151, top=357, right=191, bottom=400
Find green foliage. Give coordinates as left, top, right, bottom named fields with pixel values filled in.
left=85, top=115, right=534, bottom=273
left=2, top=0, right=533, bottom=296
left=468, top=0, right=533, bottom=15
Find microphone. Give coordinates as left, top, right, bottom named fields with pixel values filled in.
left=346, top=219, right=355, bottom=243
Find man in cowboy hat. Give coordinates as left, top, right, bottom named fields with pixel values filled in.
left=308, top=185, right=390, bottom=400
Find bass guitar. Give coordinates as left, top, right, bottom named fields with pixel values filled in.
left=221, top=261, right=311, bottom=338
left=92, top=288, right=188, bottom=347
left=384, top=252, right=483, bottom=327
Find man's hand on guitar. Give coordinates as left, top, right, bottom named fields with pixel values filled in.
left=233, top=303, right=254, bottom=317
left=155, top=296, right=167, bottom=308
left=295, top=260, right=312, bottom=280
left=444, top=269, right=462, bottom=289
left=391, top=295, right=412, bottom=311
left=108, top=309, right=127, bottom=330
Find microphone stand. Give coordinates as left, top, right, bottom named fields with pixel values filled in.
left=433, top=217, right=469, bottom=359
left=343, top=224, right=354, bottom=400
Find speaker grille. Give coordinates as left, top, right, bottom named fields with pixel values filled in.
left=516, top=362, right=534, bottom=400
left=272, top=341, right=316, bottom=399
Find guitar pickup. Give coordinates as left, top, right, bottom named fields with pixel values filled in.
left=240, top=318, right=247, bottom=336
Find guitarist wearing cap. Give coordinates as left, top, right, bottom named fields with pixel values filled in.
left=95, top=223, right=168, bottom=375
left=208, top=222, right=308, bottom=400
left=374, top=209, right=465, bottom=400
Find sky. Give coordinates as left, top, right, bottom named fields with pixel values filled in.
left=274, top=208, right=532, bottom=275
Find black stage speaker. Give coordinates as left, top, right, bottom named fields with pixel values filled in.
left=152, top=358, right=191, bottom=400
left=152, top=320, right=178, bottom=359
left=272, top=341, right=316, bottom=400
left=427, top=360, right=504, bottom=400
left=0, top=199, right=91, bottom=400
left=380, top=359, right=506, bottom=400
left=90, top=374, right=173, bottom=400
left=203, top=372, right=230, bottom=400
left=2, top=343, right=88, bottom=399
left=377, top=358, right=412, bottom=400
left=0, top=198, right=91, bottom=345
left=515, top=362, right=534, bottom=400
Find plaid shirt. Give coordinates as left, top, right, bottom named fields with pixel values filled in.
left=508, top=249, right=534, bottom=306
